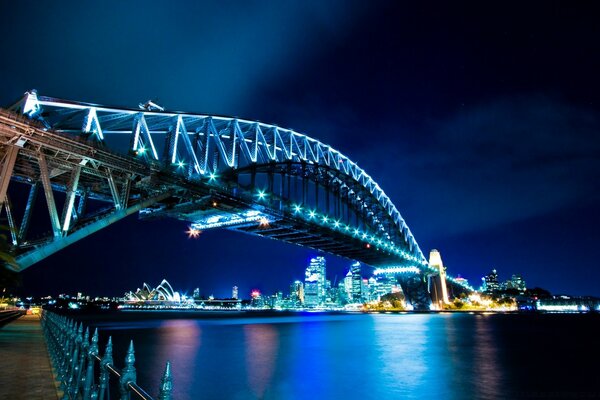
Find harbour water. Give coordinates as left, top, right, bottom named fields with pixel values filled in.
left=75, top=312, right=600, bottom=400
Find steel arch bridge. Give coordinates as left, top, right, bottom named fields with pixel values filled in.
left=0, top=91, right=470, bottom=308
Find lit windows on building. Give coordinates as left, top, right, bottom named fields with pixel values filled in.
left=305, top=256, right=326, bottom=306
left=483, top=269, right=500, bottom=293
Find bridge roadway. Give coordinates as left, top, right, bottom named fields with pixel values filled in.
left=0, top=312, right=60, bottom=399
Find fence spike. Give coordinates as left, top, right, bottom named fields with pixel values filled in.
left=119, top=340, right=137, bottom=399
left=158, top=361, right=173, bottom=400
left=90, top=328, right=99, bottom=355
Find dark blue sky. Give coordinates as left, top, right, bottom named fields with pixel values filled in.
left=1, top=1, right=599, bottom=298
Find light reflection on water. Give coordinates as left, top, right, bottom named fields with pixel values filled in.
left=245, top=324, right=279, bottom=399
left=88, top=313, right=595, bottom=400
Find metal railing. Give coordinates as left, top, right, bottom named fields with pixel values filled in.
left=41, top=310, right=173, bottom=399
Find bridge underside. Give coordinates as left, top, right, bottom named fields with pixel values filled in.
left=141, top=191, right=411, bottom=266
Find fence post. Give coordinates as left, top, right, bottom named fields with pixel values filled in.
left=98, top=336, right=113, bottom=400
left=119, top=340, right=137, bottom=400
left=157, top=361, right=173, bottom=400
left=77, top=327, right=90, bottom=395
left=84, top=328, right=99, bottom=400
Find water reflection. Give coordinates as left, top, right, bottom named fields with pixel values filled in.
left=90, top=313, right=552, bottom=400
left=245, top=324, right=279, bottom=399
left=156, top=320, right=202, bottom=397
left=373, top=314, right=428, bottom=396
left=473, top=315, right=503, bottom=399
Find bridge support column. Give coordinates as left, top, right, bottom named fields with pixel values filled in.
left=37, top=153, right=62, bottom=237
left=18, top=182, right=39, bottom=243
left=397, top=274, right=432, bottom=311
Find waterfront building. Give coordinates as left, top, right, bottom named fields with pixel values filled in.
left=232, top=286, right=239, bottom=299
left=351, top=262, right=362, bottom=302
left=305, top=256, right=326, bottom=306
left=124, top=279, right=183, bottom=304
left=193, top=288, right=200, bottom=299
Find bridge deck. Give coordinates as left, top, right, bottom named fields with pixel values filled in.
left=0, top=313, right=60, bottom=400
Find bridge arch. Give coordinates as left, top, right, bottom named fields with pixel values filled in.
left=2, top=91, right=428, bottom=271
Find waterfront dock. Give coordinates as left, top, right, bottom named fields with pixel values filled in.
left=0, top=313, right=59, bottom=400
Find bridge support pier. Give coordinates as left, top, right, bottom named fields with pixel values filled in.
left=397, top=274, right=432, bottom=311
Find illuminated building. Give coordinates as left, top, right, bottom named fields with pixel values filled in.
left=505, top=274, right=526, bottom=292
left=290, top=280, right=304, bottom=305
left=250, top=290, right=264, bottom=307
left=305, top=256, right=326, bottom=306
left=123, top=279, right=183, bottom=304
left=344, top=270, right=353, bottom=300
left=232, top=286, right=239, bottom=299
left=483, top=269, right=500, bottom=293
left=351, top=262, right=362, bottom=302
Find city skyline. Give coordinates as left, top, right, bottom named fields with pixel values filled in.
left=13, top=251, right=540, bottom=302
left=1, top=2, right=599, bottom=297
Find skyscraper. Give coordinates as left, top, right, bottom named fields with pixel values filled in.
left=305, top=256, right=326, bottom=306
left=351, top=262, right=362, bottom=302
left=484, top=269, right=500, bottom=293
left=232, top=286, right=238, bottom=300
left=344, top=269, right=353, bottom=301
left=290, top=280, right=304, bottom=305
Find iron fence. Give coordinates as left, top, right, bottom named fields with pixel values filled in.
left=41, top=310, right=172, bottom=399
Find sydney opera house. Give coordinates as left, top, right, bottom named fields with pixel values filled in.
left=123, top=279, right=185, bottom=305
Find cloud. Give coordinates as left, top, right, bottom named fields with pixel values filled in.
left=357, top=95, right=600, bottom=239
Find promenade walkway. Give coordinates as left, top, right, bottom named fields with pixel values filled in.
left=0, top=314, right=59, bottom=400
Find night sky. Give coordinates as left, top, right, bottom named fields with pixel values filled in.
left=1, top=1, right=599, bottom=298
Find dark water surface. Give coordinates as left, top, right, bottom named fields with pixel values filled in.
left=74, top=312, right=600, bottom=399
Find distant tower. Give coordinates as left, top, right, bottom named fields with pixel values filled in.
left=429, top=249, right=449, bottom=305
left=232, top=286, right=238, bottom=299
